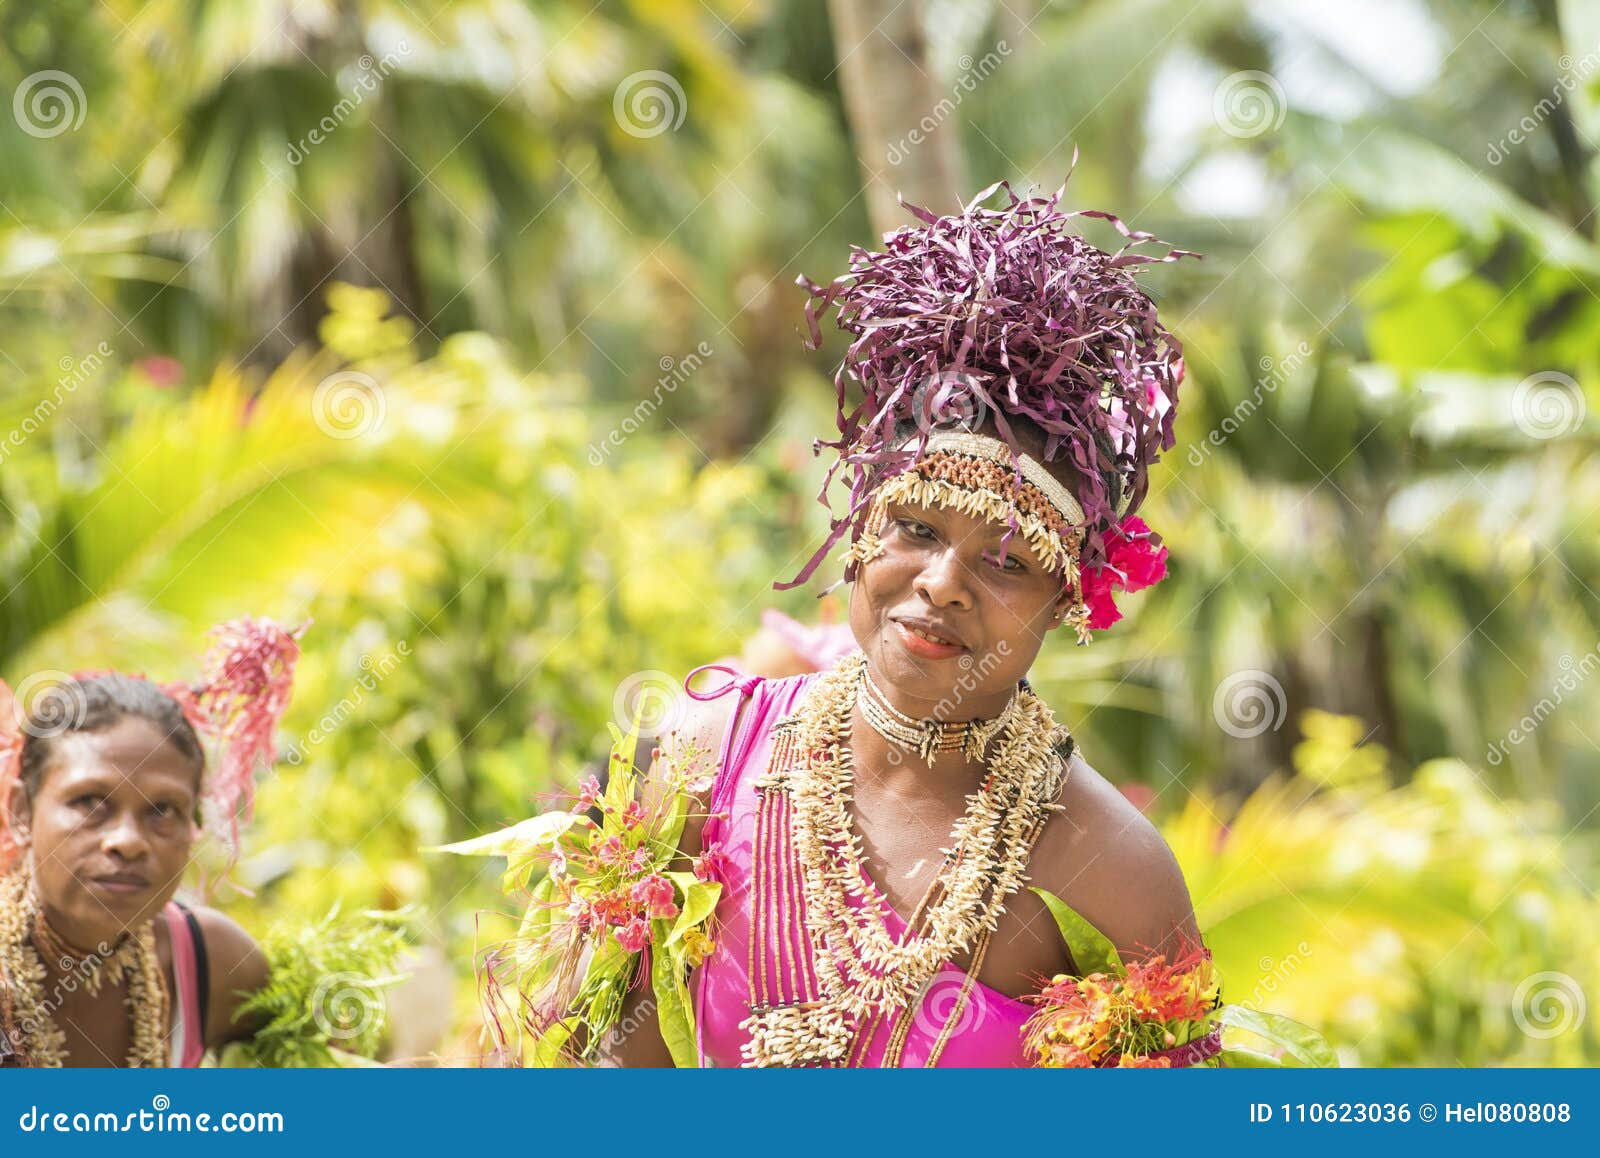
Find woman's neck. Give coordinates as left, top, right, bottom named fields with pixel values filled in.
left=33, top=898, right=132, bottom=970
left=866, top=668, right=1019, bottom=724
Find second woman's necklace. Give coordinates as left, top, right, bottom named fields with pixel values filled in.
left=0, top=868, right=169, bottom=1068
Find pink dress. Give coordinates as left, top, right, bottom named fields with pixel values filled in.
left=684, top=662, right=1038, bottom=1068
left=164, top=901, right=209, bottom=1067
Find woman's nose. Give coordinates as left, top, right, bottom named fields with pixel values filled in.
left=100, top=812, right=151, bottom=861
left=914, top=545, right=973, bottom=609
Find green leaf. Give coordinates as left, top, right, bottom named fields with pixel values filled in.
left=602, top=714, right=643, bottom=834
left=665, top=878, right=722, bottom=946
left=1218, top=1005, right=1339, bottom=1068
left=531, top=1020, right=575, bottom=1068
left=327, top=1047, right=388, bottom=1068
left=650, top=923, right=698, bottom=1067
left=1217, top=1045, right=1285, bottom=1068
left=654, top=780, right=690, bottom=857
left=425, top=811, right=586, bottom=858
left=1029, top=887, right=1122, bottom=977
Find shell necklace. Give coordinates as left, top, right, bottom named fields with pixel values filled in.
left=857, top=662, right=1026, bottom=766
left=788, top=651, right=1069, bottom=1022
left=0, top=868, right=169, bottom=1068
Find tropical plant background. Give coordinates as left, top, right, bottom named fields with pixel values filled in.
left=1, top=0, right=1596, bottom=1065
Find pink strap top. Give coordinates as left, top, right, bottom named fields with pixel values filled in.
left=162, top=902, right=208, bottom=1068
left=683, top=661, right=1039, bottom=1067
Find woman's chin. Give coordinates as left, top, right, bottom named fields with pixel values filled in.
left=57, top=881, right=177, bottom=941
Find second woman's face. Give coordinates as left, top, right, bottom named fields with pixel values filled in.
left=849, top=498, right=1067, bottom=711
left=19, top=717, right=197, bottom=947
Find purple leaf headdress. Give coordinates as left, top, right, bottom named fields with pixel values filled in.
left=781, top=160, right=1196, bottom=634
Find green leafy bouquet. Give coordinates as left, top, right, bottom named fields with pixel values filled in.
left=1026, top=888, right=1336, bottom=1068
left=217, top=907, right=413, bottom=1068
left=438, top=714, right=722, bottom=1066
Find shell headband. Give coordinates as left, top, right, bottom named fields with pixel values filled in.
left=841, top=430, right=1100, bottom=641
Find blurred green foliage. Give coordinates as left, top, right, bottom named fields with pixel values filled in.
left=2, top=0, right=1597, bottom=1064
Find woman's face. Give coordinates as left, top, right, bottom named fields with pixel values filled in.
left=14, top=717, right=198, bottom=947
left=849, top=496, right=1071, bottom=714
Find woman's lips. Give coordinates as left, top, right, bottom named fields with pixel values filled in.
left=88, top=875, right=151, bottom=897
left=892, top=619, right=968, bottom=660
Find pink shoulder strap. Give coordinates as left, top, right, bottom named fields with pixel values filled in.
left=683, top=664, right=768, bottom=845
left=162, top=903, right=207, bottom=1067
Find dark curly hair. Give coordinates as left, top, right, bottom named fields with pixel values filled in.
left=16, top=674, right=205, bottom=804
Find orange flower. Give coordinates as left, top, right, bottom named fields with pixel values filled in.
left=1023, top=971, right=1137, bottom=1065
left=1025, top=941, right=1222, bottom=1068
left=1123, top=946, right=1219, bottom=1023
left=1115, top=1052, right=1173, bottom=1068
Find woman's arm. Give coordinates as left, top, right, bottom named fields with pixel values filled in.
left=591, top=687, right=743, bottom=1067
left=1031, top=752, right=1202, bottom=965
left=191, top=906, right=271, bottom=1049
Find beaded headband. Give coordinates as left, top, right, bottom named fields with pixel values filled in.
left=0, top=617, right=304, bottom=875
left=841, top=430, right=1097, bottom=643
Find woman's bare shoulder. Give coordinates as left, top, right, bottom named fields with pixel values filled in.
left=1028, top=750, right=1201, bottom=963
left=187, top=904, right=269, bottom=1046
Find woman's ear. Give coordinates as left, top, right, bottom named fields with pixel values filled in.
left=5, top=780, right=31, bottom=847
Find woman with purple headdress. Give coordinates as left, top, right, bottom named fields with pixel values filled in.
left=599, top=176, right=1213, bottom=1067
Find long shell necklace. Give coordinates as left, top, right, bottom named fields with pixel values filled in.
left=782, top=651, right=1069, bottom=1041
left=0, top=867, right=169, bottom=1068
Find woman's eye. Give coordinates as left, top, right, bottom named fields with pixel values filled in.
left=151, top=803, right=178, bottom=819
left=71, top=794, right=106, bottom=811
left=896, top=519, right=934, bottom=540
